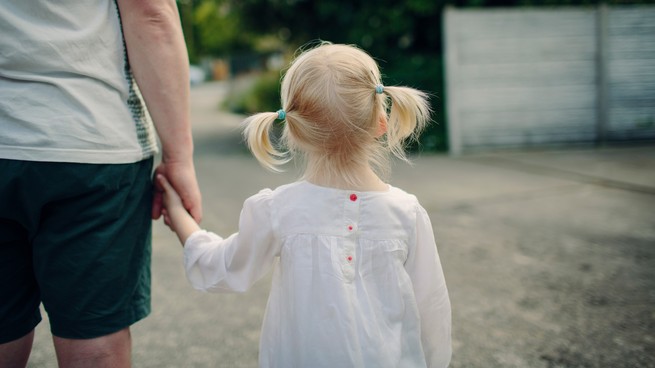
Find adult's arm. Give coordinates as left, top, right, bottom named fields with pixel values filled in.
left=116, top=0, right=202, bottom=222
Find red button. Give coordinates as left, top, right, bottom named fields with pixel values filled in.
left=348, top=225, right=353, bottom=231
left=347, top=256, right=353, bottom=262
left=350, top=194, right=357, bottom=201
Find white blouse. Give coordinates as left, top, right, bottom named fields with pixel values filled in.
left=184, top=181, right=451, bottom=368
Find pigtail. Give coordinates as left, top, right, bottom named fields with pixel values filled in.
left=382, top=86, right=432, bottom=161
left=242, top=112, right=290, bottom=171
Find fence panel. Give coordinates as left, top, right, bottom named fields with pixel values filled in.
left=444, top=6, right=655, bottom=154
left=606, top=7, right=655, bottom=140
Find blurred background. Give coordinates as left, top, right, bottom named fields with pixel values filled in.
left=178, top=0, right=446, bottom=150
left=177, top=0, right=654, bottom=154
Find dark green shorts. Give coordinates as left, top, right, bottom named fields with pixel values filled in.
left=0, top=158, right=153, bottom=343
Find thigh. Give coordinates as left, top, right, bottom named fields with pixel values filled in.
left=33, top=158, right=154, bottom=339
left=53, top=327, right=131, bottom=367
left=0, top=330, right=35, bottom=368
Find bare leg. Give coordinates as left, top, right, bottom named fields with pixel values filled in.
left=0, top=329, right=34, bottom=368
left=53, top=327, right=131, bottom=368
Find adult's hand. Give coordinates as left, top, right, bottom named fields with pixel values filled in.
left=152, top=159, right=202, bottom=223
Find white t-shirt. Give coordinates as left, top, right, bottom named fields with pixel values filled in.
left=184, top=181, right=452, bottom=368
left=0, top=0, right=157, bottom=164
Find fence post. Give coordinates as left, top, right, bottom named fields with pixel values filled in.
left=596, top=3, right=609, bottom=144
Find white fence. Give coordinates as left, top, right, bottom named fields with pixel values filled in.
left=443, top=5, right=655, bottom=154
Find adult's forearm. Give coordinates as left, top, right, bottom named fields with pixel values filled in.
left=117, top=0, right=193, bottom=163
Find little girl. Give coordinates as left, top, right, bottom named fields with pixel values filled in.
left=158, top=42, right=451, bottom=367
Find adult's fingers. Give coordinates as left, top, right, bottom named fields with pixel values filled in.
left=152, top=191, right=163, bottom=220
left=151, top=165, right=166, bottom=220
left=187, top=201, right=202, bottom=224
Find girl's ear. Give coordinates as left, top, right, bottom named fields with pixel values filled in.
left=376, top=115, right=388, bottom=137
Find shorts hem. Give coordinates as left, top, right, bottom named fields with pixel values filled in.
left=0, top=314, right=42, bottom=344
left=49, top=303, right=151, bottom=340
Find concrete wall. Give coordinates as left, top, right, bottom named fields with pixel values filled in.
left=444, top=5, right=655, bottom=154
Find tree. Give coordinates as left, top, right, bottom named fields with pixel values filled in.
left=192, top=0, right=254, bottom=56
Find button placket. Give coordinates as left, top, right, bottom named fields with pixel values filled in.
left=344, top=192, right=359, bottom=235
left=345, top=193, right=360, bottom=232
left=342, top=192, right=360, bottom=282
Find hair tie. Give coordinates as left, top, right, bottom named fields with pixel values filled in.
left=375, top=84, right=384, bottom=94
left=276, top=109, right=286, bottom=120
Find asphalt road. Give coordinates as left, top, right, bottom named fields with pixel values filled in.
left=27, top=82, right=655, bottom=367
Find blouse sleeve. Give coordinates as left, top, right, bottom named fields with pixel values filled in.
left=405, top=204, right=452, bottom=368
left=183, top=189, right=279, bottom=293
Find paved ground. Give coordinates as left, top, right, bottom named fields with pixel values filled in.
left=28, top=82, right=655, bottom=367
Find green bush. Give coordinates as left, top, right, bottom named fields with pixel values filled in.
left=224, top=71, right=281, bottom=115
left=383, top=53, right=447, bottom=153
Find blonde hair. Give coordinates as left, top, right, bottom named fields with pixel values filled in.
left=243, top=42, right=431, bottom=185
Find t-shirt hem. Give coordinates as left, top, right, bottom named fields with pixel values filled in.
left=0, top=146, right=158, bottom=164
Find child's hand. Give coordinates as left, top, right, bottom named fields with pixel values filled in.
left=157, top=174, right=183, bottom=227
left=157, top=174, right=201, bottom=245
left=158, top=174, right=183, bottom=209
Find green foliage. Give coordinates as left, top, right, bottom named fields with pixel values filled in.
left=231, top=0, right=441, bottom=57
left=384, top=54, right=447, bottom=152
left=194, top=2, right=236, bottom=54
left=227, top=0, right=447, bottom=151
left=184, top=0, right=256, bottom=57
left=222, top=71, right=282, bottom=115
left=180, top=0, right=445, bottom=149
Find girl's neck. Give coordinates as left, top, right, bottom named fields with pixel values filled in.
left=304, top=159, right=388, bottom=192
